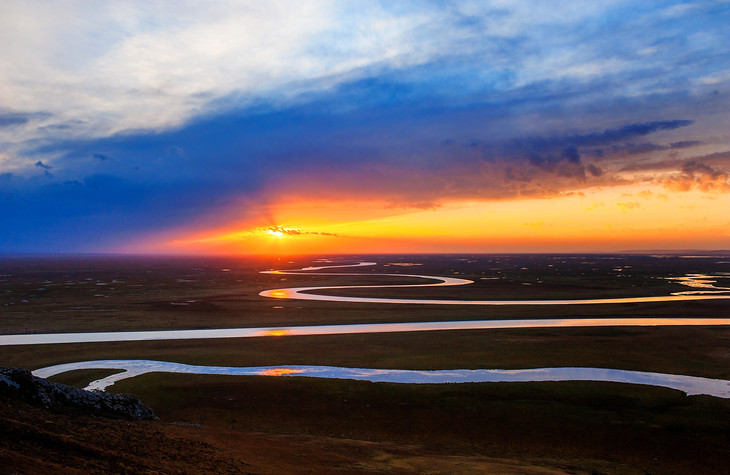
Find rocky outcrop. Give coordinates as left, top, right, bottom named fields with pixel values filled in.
left=0, top=366, right=157, bottom=420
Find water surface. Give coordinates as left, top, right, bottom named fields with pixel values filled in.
left=260, top=262, right=730, bottom=305
left=3, top=317, right=729, bottom=346
left=33, top=359, right=730, bottom=398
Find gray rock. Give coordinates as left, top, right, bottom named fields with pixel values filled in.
left=0, top=366, right=157, bottom=420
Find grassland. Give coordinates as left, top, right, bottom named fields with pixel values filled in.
left=1, top=254, right=729, bottom=473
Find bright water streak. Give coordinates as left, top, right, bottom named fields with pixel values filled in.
left=259, top=262, right=730, bottom=305
left=18, top=261, right=730, bottom=399
left=260, top=286, right=730, bottom=305
left=32, top=359, right=730, bottom=398
left=6, top=261, right=729, bottom=346
left=3, top=318, right=730, bottom=346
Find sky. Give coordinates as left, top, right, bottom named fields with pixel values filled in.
left=1, top=0, right=729, bottom=255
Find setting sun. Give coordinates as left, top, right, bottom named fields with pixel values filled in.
left=266, top=229, right=285, bottom=239
left=152, top=180, right=730, bottom=255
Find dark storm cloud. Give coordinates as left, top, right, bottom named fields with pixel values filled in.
left=0, top=112, right=30, bottom=127
left=682, top=160, right=725, bottom=179
left=0, top=111, right=52, bottom=128
left=524, top=145, right=583, bottom=172
left=600, top=139, right=702, bottom=156
left=510, top=120, right=693, bottom=157
left=618, top=149, right=730, bottom=174
left=561, top=145, right=580, bottom=164
left=527, top=152, right=581, bottom=171
left=37, top=123, right=71, bottom=132
left=512, top=120, right=692, bottom=151
left=662, top=160, right=730, bottom=192
left=586, top=164, right=603, bottom=177
left=485, top=119, right=696, bottom=186
left=37, top=120, right=86, bottom=133
left=598, top=120, right=693, bottom=142
left=34, top=160, right=52, bottom=169
left=670, top=140, right=702, bottom=149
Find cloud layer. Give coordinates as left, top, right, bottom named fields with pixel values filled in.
left=0, top=1, right=729, bottom=251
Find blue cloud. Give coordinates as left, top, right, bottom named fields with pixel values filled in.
left=0, top=112, right=30, bottom=127
left=4, top=70, right=709, bottom=251
left=1, top=1, right=729, bottom=252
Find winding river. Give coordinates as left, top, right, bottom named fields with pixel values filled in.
left=11, top=260, right=730, bottom=397
left=259, top=262, right=730, bottom=305
left=33, top=359, right=730, bottom=398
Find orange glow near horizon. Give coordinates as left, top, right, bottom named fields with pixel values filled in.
left=133, top=183, right=730, bottom=255
left=260, top=368, right=302, bottom=376
left=265, top=329, right=290, bottom=337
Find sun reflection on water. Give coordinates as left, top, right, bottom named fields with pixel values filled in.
left=265, top=329, right=290, bottom=337
left=260, top=368, right=302, bottom=376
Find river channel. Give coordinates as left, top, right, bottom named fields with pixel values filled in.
left=9, top=260, right=730, bottom=397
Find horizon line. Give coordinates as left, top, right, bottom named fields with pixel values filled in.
left=1, top=249, right=730, bottom=259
